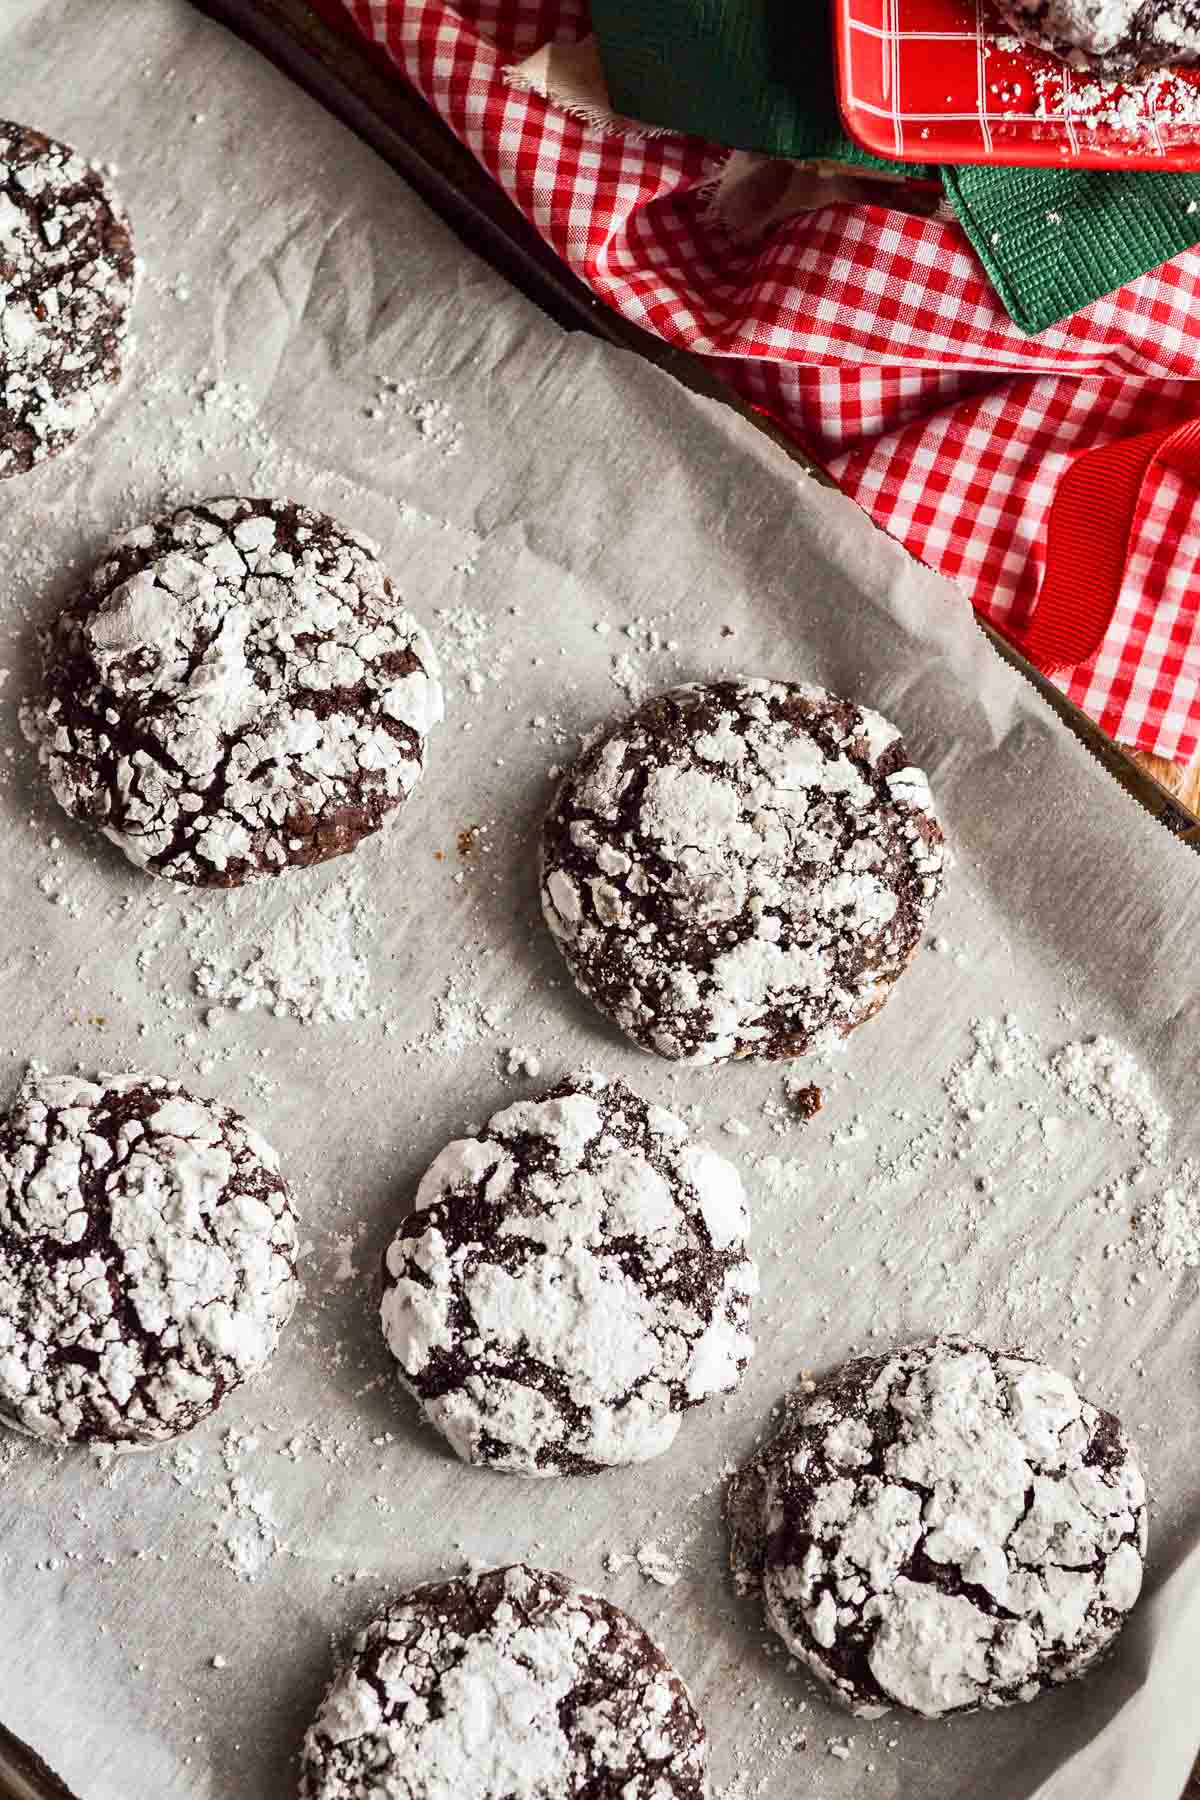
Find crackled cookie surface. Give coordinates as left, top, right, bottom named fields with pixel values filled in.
left=995, top=0, right=1200, bottom=76
left=0, top=1070, right=299, bottom=1445
left=728, top=1338, right=1147, bottom=1719
left=381, top=1072, right=757, bottom=1474
left=541, top=680, right=944, bottom=1065
left=300, top=1564, right=708, bottom=1799
left=23, top=497, right=442, bottom=886
left=0, top=121, right=135, bottom=478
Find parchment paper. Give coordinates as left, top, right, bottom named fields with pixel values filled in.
left=3, top=4, right=1200, bottom=1797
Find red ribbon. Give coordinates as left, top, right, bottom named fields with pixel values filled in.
left=1011, top=416, right=1200, bottom=676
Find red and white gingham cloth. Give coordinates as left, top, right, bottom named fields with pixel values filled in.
left=342, top=0, right=1200, bottom=760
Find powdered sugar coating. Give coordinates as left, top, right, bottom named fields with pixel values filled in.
left=0, top=121, right=135, bottom=478
left=0, top=1070, right=299, bottom=1445
left=381, top=1072, right=758, bottom=1475
left=541, top=680, right=944, bottom=1065
left=300, top=1563, right=707, bottom=1799
left=23, top=497, right=443, bottom=886
left=995, top=0, right=1200, bottom=75
left=727, top=1338, right=1147, bottom=1718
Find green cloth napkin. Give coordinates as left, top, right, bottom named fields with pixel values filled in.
left=591, top=0, right=1200, bottom=334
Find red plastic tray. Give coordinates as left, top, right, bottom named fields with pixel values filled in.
left=835, top=0, right=1200, bottom=168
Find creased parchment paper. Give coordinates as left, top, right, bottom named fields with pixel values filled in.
left=2, top=4, right=1200, bottom=1797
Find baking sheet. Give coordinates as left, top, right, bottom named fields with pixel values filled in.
left=4, top=4, right=1200, bottom=1796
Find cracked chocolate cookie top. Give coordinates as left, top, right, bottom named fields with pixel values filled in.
left=0, top=121, right=135, bottom=479
left=541, top=680, right=944, bottom=1066
left=0, top=1070, right=299, bottom=1445
left=381, top=1072, right=757, bottom=1475
left=994, top=0, right=1200, bottom=77
left=23, top=496, right=443, bottom=887
left=300, top=1563, right=708, bottom=1800
left=727, top=1338, right=1147, bottom=1719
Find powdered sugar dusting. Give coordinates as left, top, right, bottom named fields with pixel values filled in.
left=435, top=605, right=512, bottom=700
left=400, top=974, right=509, bottom=1058
left=863, top=1016, right=1170, bottom=1201
left=1138, top=1159, right=1200, bottom=1270
left=195, top=867, right=373, bottom=1025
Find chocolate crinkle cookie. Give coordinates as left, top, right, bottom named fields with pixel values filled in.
left=995, top=0, right=1200, bottom=76
left=22, top=497, right=443, bottom=886
left=0, top=1070, right=299, bottom=1445
left=300, top=1563, right=708, bottom=1800
left=0, top=121, right=136, bottom=478
left=541, top=680, right=945, bottom=1065
left=381, top=1072, right=757, bottom=1474
left=727, top=1338, right=1147, bottom=1719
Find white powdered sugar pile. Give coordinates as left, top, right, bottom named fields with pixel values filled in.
left=940, top=1022, right=1198, bottom=1287
left=634, top=1538, right=683, bottom=1587
left=942, top=1017, right=1170, bottom=1168
left=606, top=1536, right=685, bottom=1587
left=750, top=1011, right=1200, bottom=1362
left=219, top=1429, right=283, bottom=1582
left=195, top=868, right=373, bottom=1025
left=605, top=614, right=684, bottom=704
left=363, top=376, right=463, bottom=457
left=1046, top=1033, right=1170, bottom=1155
left=862, top=1015, right=1171, bottom=1199
left=1139, top=1159, right=1200, bottom=1271
left=400, top=974, right=509, bottom=1058
left=435, top=604, right=513, bottom=699
left=1026, top=55, right=1200, bottom=133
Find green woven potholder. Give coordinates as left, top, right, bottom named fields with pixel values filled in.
left=944, top=164, right=1200, bottom=332
left=591, top=0, right=1200, bottom=333
left=591, top=0, right=927, bottom=174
